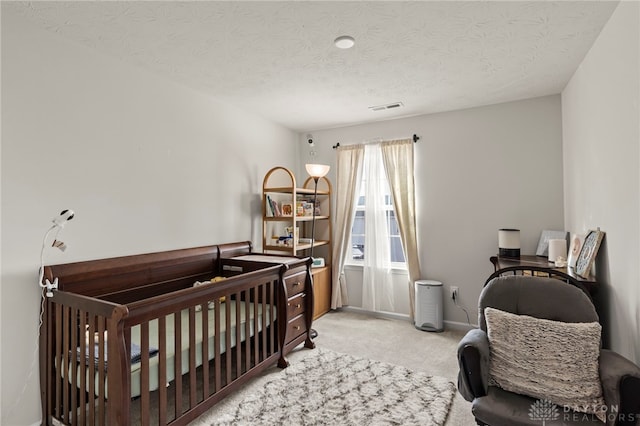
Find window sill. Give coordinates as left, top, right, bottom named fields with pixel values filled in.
left=343, top=263, right=408, bottom=274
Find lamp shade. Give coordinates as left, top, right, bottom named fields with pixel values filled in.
left=305, top=164, right=330, bottom=178
left=498, top=228, right=520, bottom=258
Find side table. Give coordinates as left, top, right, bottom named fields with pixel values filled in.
left=488, top=254, right=598, bottom=299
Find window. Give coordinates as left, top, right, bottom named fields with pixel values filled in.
left=348, top=150, right=406, bottom=266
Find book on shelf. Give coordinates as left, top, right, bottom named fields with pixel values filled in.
left=266, top=195, right=272, bottom=217
left=285, top=226, right=299, bottom=242
left=273, top=200, right=281, bottom=216
left=266, top=195, right=283, bottom=217
left=303, top=202, right=314, bottom=216
left=295, top=200, right=319, bottom=216
left=266, top=195, right=277, bottom=217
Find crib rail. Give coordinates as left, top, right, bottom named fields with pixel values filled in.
left=124, top=264, right=282, bottom=426
left=41, top=291, right=129, bottom=426
left=42, top=264, right=283, bottom=426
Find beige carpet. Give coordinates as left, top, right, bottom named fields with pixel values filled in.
left=191, top=310, right=475, bottom=425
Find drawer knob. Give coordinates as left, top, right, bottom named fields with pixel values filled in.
left=294, top=325, right=301, bottom=331
left=295, top=303, right=301, bottom=309
left=292, top=282, right=301, bottom=287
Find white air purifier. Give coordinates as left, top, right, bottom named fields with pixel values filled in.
left=414, top=280, right=443, bottom=332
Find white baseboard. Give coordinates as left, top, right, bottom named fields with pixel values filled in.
left=341, top=306, right=411, bottom=322
left=339, top=306, right=477, bottom=331
left=443, top=320, right=477, bottom=332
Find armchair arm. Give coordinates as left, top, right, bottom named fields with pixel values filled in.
left=457, top=328, right=491, bottom=401
left=599, top=349, right=640, bottom=426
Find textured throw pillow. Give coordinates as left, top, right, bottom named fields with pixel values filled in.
left=485, top=307, right=606, bottom=422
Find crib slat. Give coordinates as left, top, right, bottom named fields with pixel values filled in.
left=266, top=282, right=271, bottom=354
left=98, top=319, right=106, bottom=426
left=261, top=284, right=267, bottom=360
left=141, top=321, right=150, bottom=426
left=124, top=327, right=132, bottom=424
left=70, top=307, right=78, bottom=425
left=201, top=303, right=209, bottom=399
left=244, top=290, right=251, bottom=370
left=235, top=291, right=242, bottom=377
left=189, top=307, right=197, bottom=409
left=270, top=280, right=276, bottom=354
left=225, top=297, right=231, bottom=385
left=273, top=280, right=278, bottom=353
left=158, top=316, right=167, bottom=426
left=109, top=315, right=131, bottom=426
left=214, top=299, right=221, bottom=392
left=252, top=287, right=259, bottom=365
left=45, top=300, right=54, bottom=422
left=78, top=310, right=87, bottom=426
left=62, top=307, right=70, bottom=422
left=54, top=304, right=62, bottom=420
left=88, top=314, right=96, bottom=425
left=174, top=311, right=183, bottom=418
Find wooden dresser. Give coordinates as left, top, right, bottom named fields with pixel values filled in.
left=279, top=260, right=315, bottom=367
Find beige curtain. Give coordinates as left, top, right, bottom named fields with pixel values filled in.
left=331, top=144, right=364, bottom=309
left=381, top=139, right=421, bottom=319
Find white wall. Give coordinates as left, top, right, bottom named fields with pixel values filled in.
left=1, top=12, right=298, bottom=425
left=303, top=95, right=565, bottom=326
left=562, top=1, right=639, bottom=363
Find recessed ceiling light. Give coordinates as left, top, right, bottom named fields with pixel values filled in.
left=334, top=35, right=355, bottom=49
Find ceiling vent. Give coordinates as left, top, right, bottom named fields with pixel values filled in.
left=369, top=102, right=404, bottom=111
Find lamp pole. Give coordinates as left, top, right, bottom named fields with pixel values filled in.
left=309, top=176, right=319, bottom=261
left=305, top=164, right=330, bottom=340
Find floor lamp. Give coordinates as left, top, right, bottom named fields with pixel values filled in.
left=305, top=163, right=330, bottom=339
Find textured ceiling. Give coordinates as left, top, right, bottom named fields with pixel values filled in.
left=5, top=1, right=618, bottom=132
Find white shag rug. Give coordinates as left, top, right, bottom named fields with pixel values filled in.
left=195, top=348, right=456, bottom=426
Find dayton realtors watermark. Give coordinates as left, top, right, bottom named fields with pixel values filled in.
left=529, top=398, right=638, bottom=424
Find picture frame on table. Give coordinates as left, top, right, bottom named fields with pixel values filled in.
left=575, top=229, right=605, bottom=278
left=567, top=233, right=586, bottom=268
left=536, top=230, right=569, bottom=257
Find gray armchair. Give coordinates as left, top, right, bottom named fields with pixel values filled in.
left=458, top=275, right=640, bottom=425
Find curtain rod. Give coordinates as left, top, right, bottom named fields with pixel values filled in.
left=332, top=134, right=419, bottom=149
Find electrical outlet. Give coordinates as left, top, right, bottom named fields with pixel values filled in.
left=451, top=286, right=459, bottom=300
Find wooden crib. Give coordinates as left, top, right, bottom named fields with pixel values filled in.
left=39, top=242, right=315, bottom=426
